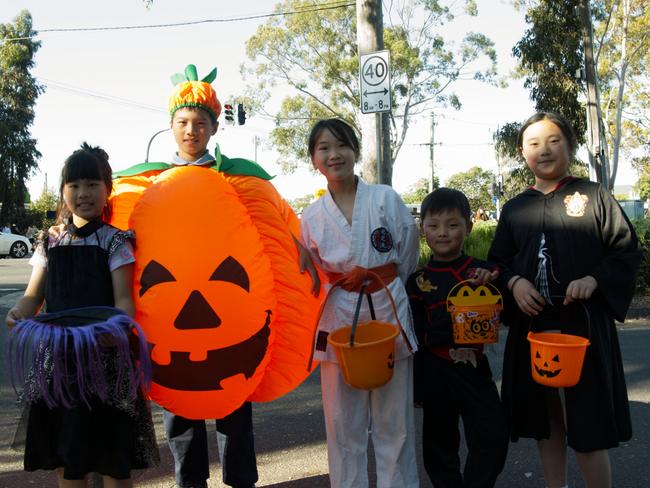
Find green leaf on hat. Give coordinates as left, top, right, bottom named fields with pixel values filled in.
left=184, top=64, right=198, bottom=82
left=201, top=68, right=217, bottom=84
left=170, top=73, right=185, bottom=86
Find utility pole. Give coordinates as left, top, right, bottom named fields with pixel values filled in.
left=356, top=0, right=391, bottom=185
left=253, top=135, right=259, bottom=162
left=577, top=0, right=610, bottom=189
left=429, top=112, right=435, bottom=192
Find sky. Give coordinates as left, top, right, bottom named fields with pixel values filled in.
left=1, top=0, right=637, bottom=203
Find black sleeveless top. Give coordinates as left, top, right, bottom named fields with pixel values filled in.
left=44, top=223, right=117, bottom=312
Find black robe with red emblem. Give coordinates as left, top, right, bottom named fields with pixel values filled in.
left=488, top=177, right=641, bottom=452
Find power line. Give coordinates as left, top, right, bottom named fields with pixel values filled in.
left=0, top=2, right=354, bottom=42
left=38, top=77, right=165, bottom=114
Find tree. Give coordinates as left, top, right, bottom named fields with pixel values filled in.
left=594, top=0, right=650, bottom=186
left=632, top=155, right=650, bottom=200
left=401, top=177, right=438, bottom=204
left=446, top=166, right=495, bottom=213
left=242, top=0, right=498, bottom=183
left=497, top=1, right=650, bottom=190
left=26, top=187, right=58, bottom=229
left=493, top=0, right=585, bottom=161
left=0, top=10, right=42, bottom=224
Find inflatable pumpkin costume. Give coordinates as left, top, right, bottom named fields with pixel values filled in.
left=108, top=65, right=322, bottom=419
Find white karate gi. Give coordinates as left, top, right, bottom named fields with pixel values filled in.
left=301, top=178, right=420, bottom=488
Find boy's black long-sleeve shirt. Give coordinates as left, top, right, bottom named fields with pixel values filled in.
left=406, top=254, right=498, bottom=348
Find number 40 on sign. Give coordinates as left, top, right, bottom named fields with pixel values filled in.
left=359, top=50, right=392, bottom=114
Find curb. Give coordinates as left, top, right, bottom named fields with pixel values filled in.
left=0, top=291, right=23, bottom=310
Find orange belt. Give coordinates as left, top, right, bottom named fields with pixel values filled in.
left=326, top=263, right=398, bottom=294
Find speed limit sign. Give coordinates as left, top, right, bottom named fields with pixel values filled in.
left=359, top=50, right=391, bottom=114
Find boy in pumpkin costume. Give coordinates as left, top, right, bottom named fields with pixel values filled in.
left=109, top=66, right=321, bottom=488
left=405, top=188, right=508, bottom=488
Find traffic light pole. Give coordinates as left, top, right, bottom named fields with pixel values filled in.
left=145, top=128, right=170, bottom=163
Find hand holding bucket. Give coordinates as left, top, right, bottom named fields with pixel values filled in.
left=447, top=280, right=502, bottom=344
left=309, top=271, right=409, bottom=390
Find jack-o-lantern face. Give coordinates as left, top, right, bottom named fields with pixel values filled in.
left=533, top=350, right=562, bottom=378
left=139, top=256, right=271, bottom=391
left=110, top=165, right=322, bottom=419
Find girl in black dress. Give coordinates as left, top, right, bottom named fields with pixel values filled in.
left=6, top=143, right=158, bottom=487
left=488, top=113, right=640, bottom=488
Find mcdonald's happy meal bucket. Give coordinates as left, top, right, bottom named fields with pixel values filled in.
left=447, top=280, right=502, bottom=344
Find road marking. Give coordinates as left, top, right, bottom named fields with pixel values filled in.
left=0, top=288, right=21, bottom=291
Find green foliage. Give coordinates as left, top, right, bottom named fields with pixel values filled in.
left=243, top=0, right=498, bottom=180
left=288, top=193, right=317, bottom=214
left=401, top=177, right=437, bottom=204
left=465, top=220, right=497, bottom=261
left=633, top=155, right=650, bottom=200
left=594, top=0, right=650, bottom=179
left=0, top=10, right=43, bottom=224
left=418, top=220, right=496, bottom=266
left=631, top=218, right=650, bottom=294
left=513, top=0, right=586, bottom=144
left=27, top=187, right=57, bottom=230
left=445, top=166, right=495, bottom=212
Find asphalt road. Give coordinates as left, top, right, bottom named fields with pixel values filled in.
left=0, top=258, right=648, bottom=487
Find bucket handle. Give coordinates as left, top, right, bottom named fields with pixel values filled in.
left=528, top=295, right=591, bottom=342
left=446, top=279, right=503, bottom=312
left=307, top=270, right=410, bottom=371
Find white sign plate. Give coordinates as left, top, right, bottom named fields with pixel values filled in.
left=359, top=50, right=391, bottom=114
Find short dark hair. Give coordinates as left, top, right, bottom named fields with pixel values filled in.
left=57, top=142, right=112, bottom=223
left=307, top=118, right=361, bottom=161
left=420, top=187, right=472, bottom=223
left=517, top=112, right=577, bottom=156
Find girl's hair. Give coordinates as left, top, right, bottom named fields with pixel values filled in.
left=420, top=187, right=472, bottom=224
left=56, top=143, right=112, bottom=224
left=307, top=118, right=361, bottom=161
left=517, top=112, right=578, bottom=156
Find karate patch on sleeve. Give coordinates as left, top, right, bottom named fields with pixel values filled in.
left=370, top=227, right=393, bottom=253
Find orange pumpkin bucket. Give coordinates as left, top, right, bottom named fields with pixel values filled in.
left=527, top=301, right=591, bottom=388
left=328, top=320, right=399, bottom=390
left=447, top=281, right=502, bottom=344
left=309, top=271, right=410, bottom=390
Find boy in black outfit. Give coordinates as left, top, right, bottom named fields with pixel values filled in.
left=406, top=188, right=508, bottom=488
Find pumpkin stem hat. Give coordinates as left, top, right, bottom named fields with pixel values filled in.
left=168, top=64, right=221, bottom=121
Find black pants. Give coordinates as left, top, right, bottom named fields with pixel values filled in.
left=163, top=402, right=258, bottom=487
left=420, top=352, right=509, bottom=488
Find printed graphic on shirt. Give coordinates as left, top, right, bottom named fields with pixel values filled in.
left=370, top=227, right=393, bottom=253
left=416, top=273, right=436, bottom=292
left=564, top=192, right=589, bottom=217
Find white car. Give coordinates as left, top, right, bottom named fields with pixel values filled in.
left=0, top=232, right=32, bottom=258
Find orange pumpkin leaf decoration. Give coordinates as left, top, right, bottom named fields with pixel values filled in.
left=109, top=165, right=322, bottom=419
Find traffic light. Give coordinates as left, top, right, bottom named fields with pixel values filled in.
left=224, top=103, right=235, bottom=125
left=237, top=103, right=246, bottom=125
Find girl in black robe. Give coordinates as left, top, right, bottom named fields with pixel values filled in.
left=488, top=112, right=641, bottom=488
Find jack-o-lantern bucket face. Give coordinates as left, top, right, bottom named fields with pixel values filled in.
left=533, top=350, right=562, bottom=378
left=527, top=331, right=589, bottom=388
left=110, top=165, right=322, bottom=419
